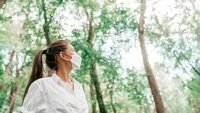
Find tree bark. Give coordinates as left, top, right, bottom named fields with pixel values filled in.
left=90, top=61, right=107, bottom=113
left=4, top=50, right=15, bottom=76
left=41, top=0, right=51, bottom=46
left=110, top=90, right=116, bottom=113
left=41, top=0, right=63, bottom=46
left=0, top=50, right=15, bottom=109
left=86, top=11, right=107, bottom=113
left=6, top=53, right=20, bottom=113
left=90, top=78, right=97, bottom=113
left=110, top=78, right=116, bottom=113
left=6, top=85, right=20, bottom=113
left=138, top=0, right=166, bottom=113
left=0, top=0, right=6, bottom=8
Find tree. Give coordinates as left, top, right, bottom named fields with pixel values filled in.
left=4, top=50, right=15, bottom=77
left=41, top=0, right=63, bottom=45
left=138, top=0, right=165, bottom=113
left=0, top=0, right=6, bottom=8
left=188, top=75, right=200, bottom=112
left=85, top=6, right=108, bottom=113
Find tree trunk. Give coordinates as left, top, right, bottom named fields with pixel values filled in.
left=90, top=61, right=107, bottom=113
left=109, top=90, right=116, bottom=113
left=41, top=0, right=63, bottom=46
left=86, top=12, right=107, bottom=113
left=4, top=50, right=15, bottom=76
left=6, top=53, right=20, bottom=113
left=6, top=85, right=20, bottom=113
left=0, top=0, right=6, bottom=8
left=138, top=0, right=165, bottom=113
left=41, top=0, right=51, bottom=46
left=90, top=78, right=97, bottom=113
left=110, top=76, right=116, bottom=113
left=0, top=50, right=15, bottom=109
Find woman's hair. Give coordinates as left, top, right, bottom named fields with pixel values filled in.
left=22, top=40, right=68, bottom=103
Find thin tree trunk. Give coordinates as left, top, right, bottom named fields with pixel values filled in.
left=138, top=0, right=165, bottom=113
left=41, top=0, right=51, bottom=46
left=41, top=0, right=63, bottom=46
left=86, top=11, right=107, bottom=113
left=0, top=50, right=15, bottom=109
left=90, top=78, right=97, bottom=113
left=6, top=85, right=20, bottom=113
left=6, top=53, right=20, bottom=113
left=4, top=50, right=15, bottom=76
left=179, top=52, right=200, bottom=76
left=90, top=62, right=107, bottom=113
left=0, top=0, right=6, bottom=8
left=110, top=76, right=116, bottom=113
left=109, top=90, right=116, bottom=113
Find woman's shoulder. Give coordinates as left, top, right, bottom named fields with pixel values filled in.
left=31, top=76, right=53, bottom=86
left=27, top=76, right=53, bottom=93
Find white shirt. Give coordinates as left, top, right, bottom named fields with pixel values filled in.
left=21, top=74, right=89, bottom=113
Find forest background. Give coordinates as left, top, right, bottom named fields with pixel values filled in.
left=0, top=0, right=200, bottom=113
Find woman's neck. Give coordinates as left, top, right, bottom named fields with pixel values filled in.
left=56, top=68, right=72, bottom=83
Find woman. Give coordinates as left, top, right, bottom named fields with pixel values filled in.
left=21, top=40, right=89, bottom=113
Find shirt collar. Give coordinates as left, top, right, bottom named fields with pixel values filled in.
left=51, top=73, right=81, bottom=91
left=52, top=73, right=78, bottom=83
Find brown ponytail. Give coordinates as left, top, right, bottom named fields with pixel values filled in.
left=22, top=50, right=44, bottom=102
left=22, top=40, right=69, bottom=103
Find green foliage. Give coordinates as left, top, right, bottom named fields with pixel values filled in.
left=188, top=76, right=200, bottom=113
left=0, top=53, right=3, bottom=76
left=124, top=70, right=148, bottom=105
left=1, top=0, right=200, bottom=113
left=75, top=0, right=100, bottom=11
left=95, top=8, right=137, bottom=35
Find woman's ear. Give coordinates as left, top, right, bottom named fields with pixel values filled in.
left=59, top=52, right=65, bottom=60
left=60, top=52, right=65, bottom=57
left=59, top=52, right=70, bottom=61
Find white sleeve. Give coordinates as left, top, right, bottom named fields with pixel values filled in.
left=20, top=80, right=47, bottom=113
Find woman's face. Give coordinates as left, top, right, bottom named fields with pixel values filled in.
left=65, top=44, right=75, bottom=57
left=60, top=44, right=75, bottom=70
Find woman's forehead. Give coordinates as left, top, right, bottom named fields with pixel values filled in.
left=67, top=44, right=75, bottom=52
left=68, top=44, right=74, bottom=49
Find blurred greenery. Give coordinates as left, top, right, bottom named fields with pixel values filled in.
left=0, top=0, right=200, bottom=113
